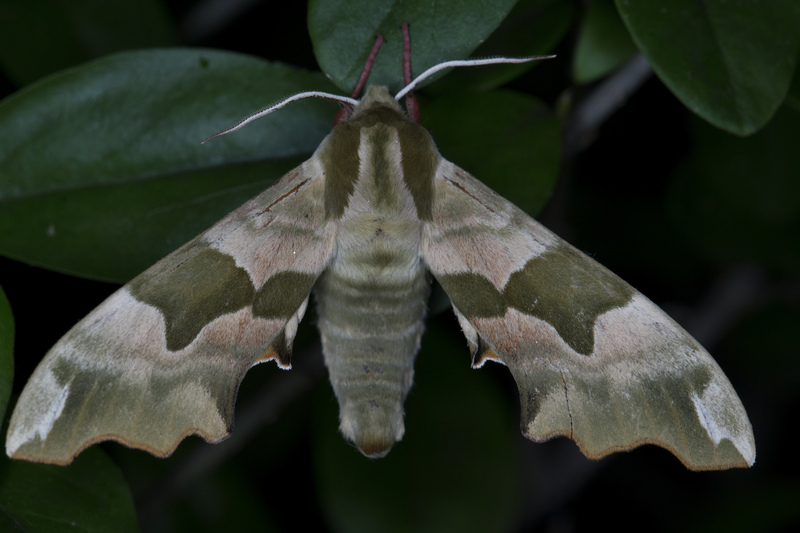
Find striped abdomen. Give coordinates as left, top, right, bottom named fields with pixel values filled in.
left=314, top=215, right=430, bottom=457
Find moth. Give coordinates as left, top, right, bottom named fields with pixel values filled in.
left=6, top=26, right=755, bottom=470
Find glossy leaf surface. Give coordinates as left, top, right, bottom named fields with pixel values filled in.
left=0, top=49, right=338, bottom=282
left=616, top=0, right=800, bottom=134
left=308, top=0, right=517, bottom=93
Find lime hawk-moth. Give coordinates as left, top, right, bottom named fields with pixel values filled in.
left=6, top=27, right=755, bottom=470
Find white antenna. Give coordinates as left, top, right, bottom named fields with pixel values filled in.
left=394, top=55, right=556, bottom=101
left=204, top=55, right=556, bottom=142
left=203, top=91, right=359, bottom=143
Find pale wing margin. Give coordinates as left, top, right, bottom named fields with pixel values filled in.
left=421, top=160, right=755, bottom=470
left=7, top=156, right=336, bottom=465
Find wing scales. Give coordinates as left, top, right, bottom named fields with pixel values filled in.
left=7, top=160, right=334, bottom=464
left=422, top=161, right=755, bottom=470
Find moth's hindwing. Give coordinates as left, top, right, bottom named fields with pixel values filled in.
left=6, top=160, right=335, bottom=465
left=421, top=161, right=756, bottom=470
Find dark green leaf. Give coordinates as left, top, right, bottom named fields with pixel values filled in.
left=0, top=409, right=139, bottom=532
left=308, top=0, right=517, bottom=93
left=0, top=49, right=339, bottom=282
left=573, top=0, right=637, bottom=84
left=424, top=90, right=560, bottom=216
left=0, top=287, right=12, bottom=422
left=0, top=0, right=177, bottom=86
left=615, top=0, right=800, bottom=135
left=667, top=104, right=800, bottom=270
left=313, top=322, right=519, bottom=533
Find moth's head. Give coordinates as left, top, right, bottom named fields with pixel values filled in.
left=339, top=85, right=407, bottom=123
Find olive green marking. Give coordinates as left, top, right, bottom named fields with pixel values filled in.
left=253, top=271, right=316, bottom=319
left=611, top=368, right=715, bottom=457
left=397, top=121, right=436, bottom=220
left=367, top=125, right=399, bottom=211
left=437, top=272, right=507, bottom=318
left=505, top=244, right=633, bottom=355
left=320, top=122, right=360, bottom=219
left=512, top=364, right=715, bottom=448
left=45, top=360, right=239, bottom=456
left=130, top=247, right=255, bottom=352
left=438, top=243, right=634, bottom=355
